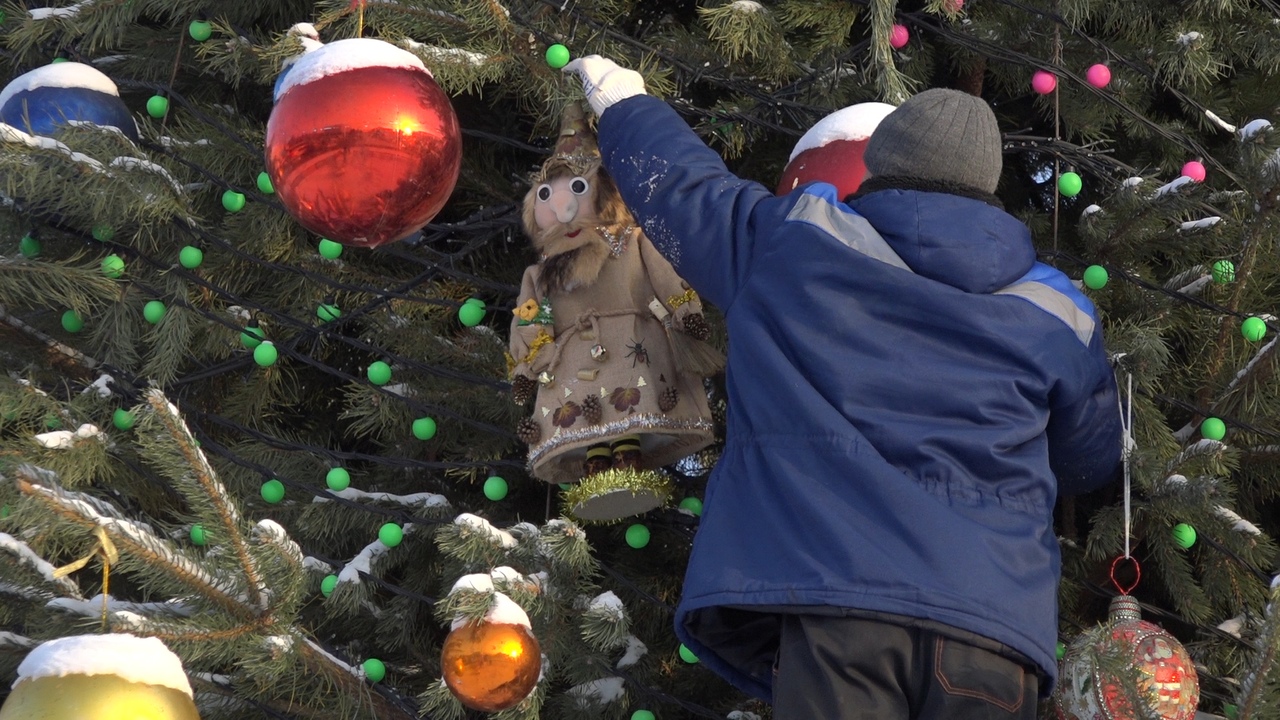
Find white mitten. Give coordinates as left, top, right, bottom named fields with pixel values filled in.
left=563, top=55, right=647, bottom=117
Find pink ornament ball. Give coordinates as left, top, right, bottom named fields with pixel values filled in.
left=949, top=0, right=964, bottom=10
left=889, top=24, right=910, bottom=50
left=1031, top=70, right=1057, bottom=95
left=1086, top=64, right=1111, bottom=88
left=1182, top=160, right=1206, bottom=183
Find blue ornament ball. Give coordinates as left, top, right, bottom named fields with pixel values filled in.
left=0, top=63, right=139, bottom=141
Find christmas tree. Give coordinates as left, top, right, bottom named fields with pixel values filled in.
left=1, top=0, right=1279, bottom=718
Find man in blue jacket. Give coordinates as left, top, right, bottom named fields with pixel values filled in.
left=566, top=57, right=1122, bottom=719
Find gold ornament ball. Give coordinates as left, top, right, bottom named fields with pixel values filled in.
left=0, top=673, right=200, bottom=720
left=441, top=621, right=541, bottom=712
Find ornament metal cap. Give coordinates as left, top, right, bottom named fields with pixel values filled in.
left=1107, top=594, right=1142, bottom=623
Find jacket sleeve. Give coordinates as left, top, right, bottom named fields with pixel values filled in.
left=597, top=95, right=789, bottom=312
left=1048, top=329, right=1123, bottom=496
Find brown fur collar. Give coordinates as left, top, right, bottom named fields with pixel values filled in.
left=539, top=232, right=611, bottom=293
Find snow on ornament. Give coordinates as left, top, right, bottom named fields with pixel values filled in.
left=0, top=63, right=139, bottom=141
left=1052, top=594, right=1199, bottom=720
left=776, top=102, right=897, bottom=198
left=265, top=38, right=462, bottom=248
left=0, top=634, right=199, bottom=720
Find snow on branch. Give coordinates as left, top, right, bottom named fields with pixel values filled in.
left=252, top=519, right=304, bottom=565
left=0, top=123, right=103, bottom=169
left=29, top=2, right=91, bottom=19
left=0, top=532, right=81, bottom=597
left=1215, top=506, right=1263, bottom=535
left=337, top=524, right=415, bottom=585
left=401, top=38, right=488, bottom=66
left=0, top=631, right=37, bottom=649
left=314, top=487, right=449, bottom=509
left=455, top=513, right=517, bottom=548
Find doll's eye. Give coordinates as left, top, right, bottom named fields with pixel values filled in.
left=569, top=177, right=590, bottom=195
left=536, top=184, right=552, bottom=201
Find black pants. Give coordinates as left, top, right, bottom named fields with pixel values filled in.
left=772, top=614, right=1039, bottom=720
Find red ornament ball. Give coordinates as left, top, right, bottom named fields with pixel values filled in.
left=266, top=38, right=462, bottom=248
left=1053, top=595, right=1199, bottom=720
left=1181, top=160, right=1206, bottom=183
left=777, top=102, right=896, bottom=198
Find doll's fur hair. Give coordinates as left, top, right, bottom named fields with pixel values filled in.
left=522, top=157, right=635, bottom=294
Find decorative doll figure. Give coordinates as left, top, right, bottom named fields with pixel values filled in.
left=507, top=103, right=720, bottom=520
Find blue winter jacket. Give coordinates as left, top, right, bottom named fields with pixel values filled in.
left=597, top=95, right=1122, bottom=701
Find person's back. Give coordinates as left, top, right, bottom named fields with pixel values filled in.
left=565, top=59, right=1123, bottom=718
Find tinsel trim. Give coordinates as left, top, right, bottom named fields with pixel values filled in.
left=563, top=467, right=673, bottom=524
left=527, top=415, right=715, bottom=467
left=667, top=288, right=698, bottom=309
left=508, top=328, right=554, bottom=377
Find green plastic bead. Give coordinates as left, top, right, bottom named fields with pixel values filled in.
left=44, top=416, right=62, bottom=429
left=412, top=417, right=437, bottom=440
left=378, top=523, right=403, bottom=547
left=318, top=238, right=343, bottom=259
left=1057, top=172, right=1083, bottom=197
left=240, top=324, right=265, bottom=348
left=1225, top=703, right=1239, bottom=720
left=188, top=20, right=212, bottom=41
left=367, top=361, right=392, bottom=385
left=253, top=341, right=279, bottom=367
left=631, top=712, right=656, bottom=720
left=678, top=497, right=703, bottom=516
left=1172, top=522, right=1197, bottom=549
left=261, top=479, right=285, bottom=504
left=112, top=408, right=136, bottom=431
left=326, top=467, right=351, bottom=491
left=1242, top=316, right=1267, bottom=342
left=143, top=300, right=166, bottom=324
left=61, top=310, right=84, bottom=333
left=1082, top=265, right=1108, bottom=290
left=221, top=190, right=246, bottom=212
left=625, top=523, right=650, bottom=549
left=51, top=57, right=69, bottom=64
left=484, top=475, right=508, bottom=501
left=458, top=300, right=485, bottom=327
left=321, top=574, right=339, bottom=597
left=1213, top=259, right=1236, bottom=284
left=1055, top=641, right=1066, bottom=660
left=146, top=95, right=169, bottom=118
left=256, top=171, right=274, bottom=194
left=0, top=11, right=6, bottom=25
left=19, top=235, right=40, bottom=258
left=545, top=44, right=571, bottom=69
left=190, top=524, right=207, bottom=545
left=92, top=225, right=113, bottom=242
left=101, top=254, right=125, bottom=278
left=1201, top=416, right=1226, bottom=441
left=179, top=245, right=204, bottom=269
left=558, top=483, right=573, bottom=491
left=678, top=644, right=698, bottom=664
left=317, top=303, right=341, bottom=322
left=0, top=505, right=9, bottom=518
left=362, top=658, right=386, bottom=683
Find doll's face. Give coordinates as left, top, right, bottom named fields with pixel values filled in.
left=532, top=174, right=599, bottom=232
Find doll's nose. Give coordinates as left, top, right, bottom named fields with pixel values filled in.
left=550, top=191, right=578, bottom=224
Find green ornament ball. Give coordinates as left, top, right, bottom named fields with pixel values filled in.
left=317, top=303, right=341, bottom=323
left=1225, top=703, right=1239, bottom=720
left=1213, top=259, right=1236, bottom=284
left=326, top=467, right=351, bottom=492
left=558, top=483, right=573, bottom=491
left=101, top=254, right=125, bottom=279
left=625, top=523, right=651, bottom=549
left=112, top=408, right=136, bottom=431
left=1242, top=316, right=1267, bottom=342
left=1172, top=522, right=1197, bottom=549
left=1055, top=641, right=1066, bottom=660
left=253, top=341, right=279, bottom=367
left=1057, top=171, right=1083, bottom=197
left=256, top=171, right=274, bottom=194
left=320, top=574, right=339, bottom=597
left=190, top=524, right=207, bottom=546
left=1201, top=416, right=1226, bottom=441
left=51, top=57, right=69, bottom=64
left=0, top=11, right=6, bottom=25
left=631, top=712, right=656, bottom=720
left=678, top=497, right=703, bottom=516
left=61, top=310, right=84, bottom=333
left=484, top=475, right=508, bottom=501
left=240, top=324, right=265, bottom=349
left=545, top=44, right=571, bottom=69
left=221, top=190, right=246, bottom=212
left=378, top=523, right=403, bottom=547
left=261, top=479, right=285, bottom=504
left=146, top=95, right=169, bottom=119
left=678, top=644, right=698, bottom=664
left=179, top=245, right=204, bottom=269
left=412, top=417, right=437, bottom=440
left=318, top=238, right=343, bottom=259
left=363, top=658, right=386, bottom=683
left=44, top=416, right=61, bottom=429
left=91, top=225, right=113, bottom=242
left=367, top=361, right=392, bottom=385
left=458, top=300, right=485, bottom=327
left=19, top=234, right=40, bottom=258
left=1082, top=265, right=1108, bottom=290
left=188, top=19, right=212, bottom=41
left=0, top=505, right=9, bottom=519
left=143, top=300, right=166, bottom=325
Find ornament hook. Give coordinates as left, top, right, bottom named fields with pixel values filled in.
left=1109, top=554, right=1140, bottom=596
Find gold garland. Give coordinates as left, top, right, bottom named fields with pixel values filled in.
left=563, top=467, right=673, bottom=524
left=507, top=328, right=554, bottom=376
left=667, top=288, right=699, bottom=309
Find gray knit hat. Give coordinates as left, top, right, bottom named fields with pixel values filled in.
left=862, top=88, right=1003, bottom=195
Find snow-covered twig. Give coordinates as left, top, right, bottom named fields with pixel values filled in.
left=314, top=487, right=448, bottom=509
left=0, top=532, right=82, bottom=597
